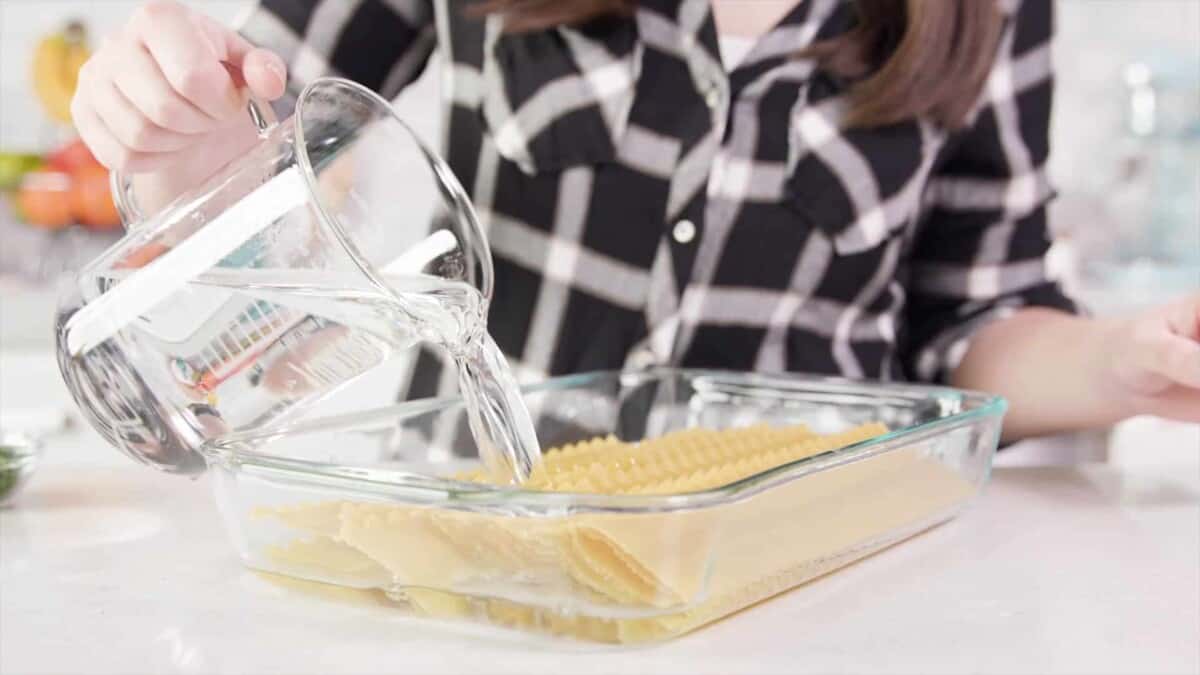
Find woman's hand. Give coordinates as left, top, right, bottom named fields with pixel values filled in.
left=1104, top=294, right=1200, bottom=423
left=70, top=0, right=287, bottom=205
left=953, top=295, right=1200, bottom=442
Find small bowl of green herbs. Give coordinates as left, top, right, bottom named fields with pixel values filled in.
left=0, top=432, right=42, bottom=507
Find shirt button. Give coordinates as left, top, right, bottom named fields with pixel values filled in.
left=626, top=346, right=658, bottom=370
left=703, top=86, right=722, bottom=110
left=672, top=219, right=697, bottom=244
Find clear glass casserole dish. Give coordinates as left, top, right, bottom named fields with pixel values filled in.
left=206, top=368, right=1005, bottom=643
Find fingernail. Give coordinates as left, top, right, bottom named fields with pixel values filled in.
left=265, top=56, right=286, bottom=86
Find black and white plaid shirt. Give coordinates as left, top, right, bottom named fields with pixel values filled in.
left=240, top=0, right=1075, bottom=403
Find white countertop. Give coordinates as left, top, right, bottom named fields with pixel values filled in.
left=2, top=352, right=1198, bottom=675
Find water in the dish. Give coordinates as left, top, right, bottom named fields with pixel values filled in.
left=59, top=268, right=541, bottom=482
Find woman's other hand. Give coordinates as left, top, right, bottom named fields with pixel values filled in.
left=953, top=294, right=1200, bottom=441
left=1105, top=293, right=1200, bottom=423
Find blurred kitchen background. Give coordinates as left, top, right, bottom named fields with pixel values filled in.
left=0, top=0, right=1196, bottom=465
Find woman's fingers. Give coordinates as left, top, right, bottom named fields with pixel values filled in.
left=129, top=0, right=243, bottom=120
left=1151, top=332, right=1200, bottom=390
left=1166, top=294, right=1200, bottom=339
left=181, top=10, right=289, bottom=102
left=1140, top=386, right=1200, bottom=423
left=88, top=77, right=201, bottom=153
left=189, top=11, right=287, bottom=102
left=69, top=97, right=175, bottom=173
left=1135, top=294, right=1200, bottom=393
left=112, top=41, right=217, bottom=135
left=241, top=48, right=288, bottom=101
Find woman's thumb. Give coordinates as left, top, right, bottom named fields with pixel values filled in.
left=242, top=49, right=287, bottom=101
left=188, top=11, right=285, bottom=101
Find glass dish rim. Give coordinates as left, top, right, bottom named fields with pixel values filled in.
left=205, top=367, right=1006, bottom=514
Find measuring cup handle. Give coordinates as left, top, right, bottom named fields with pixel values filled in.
left=110, top=98, right=277, bottom=229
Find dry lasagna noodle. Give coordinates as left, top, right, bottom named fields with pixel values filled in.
left=255, top=423, right=976, bottom=642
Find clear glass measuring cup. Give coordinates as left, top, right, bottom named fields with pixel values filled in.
left=55, top=77, right=537, bottom=479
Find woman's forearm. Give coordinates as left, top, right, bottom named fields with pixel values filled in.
left=950, top=308, right=1130, bottom=442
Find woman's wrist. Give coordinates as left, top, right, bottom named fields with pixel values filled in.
left=1089, top=315, right=1147, bottom=421
left=127, top=115, right=260, bottom=219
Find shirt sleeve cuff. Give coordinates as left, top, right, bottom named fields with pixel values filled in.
left=909, top=284, right=1080, bottom=385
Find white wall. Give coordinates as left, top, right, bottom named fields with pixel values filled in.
left=1051, top=0, right=1200, bottom=194
left=1049, top=0, right=1200, bottom=257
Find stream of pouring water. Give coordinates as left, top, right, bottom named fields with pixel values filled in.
left=186, top=268, right=542, bottom=482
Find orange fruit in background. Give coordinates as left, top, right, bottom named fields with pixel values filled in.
left=70, top=164, right=120, bottom=230
left=16, top=169, right=73, bottom=229
left=46, top=138, right=100, bottom=174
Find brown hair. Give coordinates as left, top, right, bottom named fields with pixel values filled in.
left=470, top=0, right=1004, bottom=130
